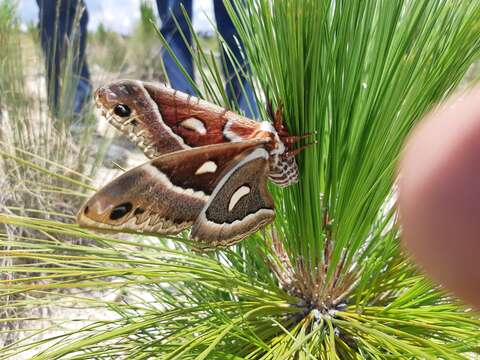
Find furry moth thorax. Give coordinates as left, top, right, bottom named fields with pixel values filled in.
left=79, top=79, right=313, bottom=250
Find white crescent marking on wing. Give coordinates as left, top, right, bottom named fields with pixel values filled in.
left=180, top=118, right=207, bottom=135
left=228, top=185, right=251, bottom=212
left=195, top=161, right=218, bottom=175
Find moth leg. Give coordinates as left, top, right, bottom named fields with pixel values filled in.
left=282, top=132, right=316, bottom=146
left=268, top=100, right=317, bottom=150
left=284, top=141, right=318, bottom=158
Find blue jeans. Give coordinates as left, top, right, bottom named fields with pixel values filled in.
left=157, top=0, right=258, bottom=118
left=37, top=0, right=91, bottom=116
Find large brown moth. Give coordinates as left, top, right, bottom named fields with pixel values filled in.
left=77, top=79, right=312, bottom=250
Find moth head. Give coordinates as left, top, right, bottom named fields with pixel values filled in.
left=95, top=80, right=147, bottom=130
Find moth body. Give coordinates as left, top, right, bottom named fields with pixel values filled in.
left=78, top=80, right=312, bottom=249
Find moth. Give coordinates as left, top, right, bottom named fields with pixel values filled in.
left=76, top=80, right=312, bottom=250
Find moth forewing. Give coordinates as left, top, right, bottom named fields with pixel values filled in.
left=190, top=147, right=275, bottom=248
left=94, top=79, right=264, bottom=157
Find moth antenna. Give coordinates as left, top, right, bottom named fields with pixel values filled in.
left=281, top=132, right=317, bottom=144
left=285, top=141, right=318, bottom=158
left=267, top=99, right=275, bottom=122
left=273, top=103, right=286, bottom=133
left=267, top=100, right=289, bottom=137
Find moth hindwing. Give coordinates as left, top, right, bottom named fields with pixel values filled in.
left=76, top=140, right=274, bottom=248
left=191, top=146, right=275, bottom=250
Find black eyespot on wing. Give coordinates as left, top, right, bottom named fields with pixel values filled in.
left=131, top=119, right=139, bottom=126
left=110, top=202, right=133, bottom=220
left=84, top=206, right=89, bottom=215
left=134, top=207, right=145, bottom=215
left=114, top=104, right=131, bottom=117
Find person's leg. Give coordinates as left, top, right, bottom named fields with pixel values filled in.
left=74, top=1, right=91, bottom=115
left=213, top=0, right=258, bottom=118
left=157, top=0, right=195, bottom=95
left=36, top=0, right=91, bottom=116
left=156, top=0, right=168, bottom=18
left=37, top=0, right=61, bottom=115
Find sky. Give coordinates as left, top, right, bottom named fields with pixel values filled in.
left=17, top=0, right=215, bottom=34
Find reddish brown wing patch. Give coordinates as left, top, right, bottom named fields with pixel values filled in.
left=143, top=83, right=260, bottom=147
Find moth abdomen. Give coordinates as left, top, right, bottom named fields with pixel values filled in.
left=269, top=156, right=299, bottom=187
